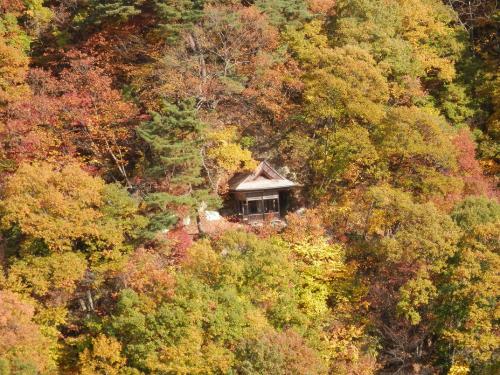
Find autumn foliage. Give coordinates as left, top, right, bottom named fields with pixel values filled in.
left=0, top=0, right=498, bottom=374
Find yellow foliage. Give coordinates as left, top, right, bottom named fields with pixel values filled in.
left=286, top=21, right=389, bottom=125
left=1, top=162, right=104, bottom=252
left=147, top=327, right=234, bottom=375
left=292, top=238, right=345, bottom=317
left=1, top=162, right=145, bottom=261
left=207, top=142, right=256, bottom=174
left=79, top=335, right=126, bottom=375
left=203, top=126, right=257, bottom=193
left=448, top=363, right=470, bottom=375
left=205, top=126, right=257, bottom=174
left=0, top=37, right=30, bottom=104
left=326, top=324, right=378, bottom=375
left=5, top=252, right=87, bottom=299
left=398, top=0, right=462, bottom=82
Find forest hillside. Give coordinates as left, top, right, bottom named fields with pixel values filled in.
left=0, top=0, right=498, bottom=374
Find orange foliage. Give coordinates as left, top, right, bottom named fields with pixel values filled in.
left=245, top=329, right=326, bottom=374
left=121, top=248, right=175, bottom=300
left=0, top=0, right=25, bottom=13
left=0, top=291, right=53, bottom=373
left=167, top=227, right=193, bottom=260
left=70, top=17, right=159, bottom=77
left=307, top=0, right=336, bottom=15
left=1, top=54, right=138, bottom=177
left=453, top=128, right=496, bottom=198
left=250, top=220, right=283, bottom=238
left=283, top=208, right=326, bottom=244
left=130, top=4, right=299, bottom=126
left=242, top=52, right=303, bottom=122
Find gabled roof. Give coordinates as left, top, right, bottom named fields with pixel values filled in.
left=229, top=161, right=297, bottom=192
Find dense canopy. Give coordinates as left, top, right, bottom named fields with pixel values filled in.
left=0, top=0, right=498, bottom=374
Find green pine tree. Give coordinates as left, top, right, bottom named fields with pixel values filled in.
left=87, top=0, right=204, bottom=42
left=137, top=99, right=212, bottom=232
left=254, top=0, right=311, bottom=27
left=91, top=0, right=143, bottom=23
left=155, top=0, right=205, bottom=43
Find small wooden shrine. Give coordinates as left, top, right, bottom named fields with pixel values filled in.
left=228, top=161, right=297, bottom=223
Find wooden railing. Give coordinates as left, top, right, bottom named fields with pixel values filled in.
left=242, top=212, right=279, bottom=222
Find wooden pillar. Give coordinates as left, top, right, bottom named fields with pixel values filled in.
left=277, top=192, right=281, bottom=218
left=261, top=191, right=264, bottom=221
left=245, top=194, right=249, bottom=221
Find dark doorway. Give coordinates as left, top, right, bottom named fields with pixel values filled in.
left=279, top=191, right=288, bottom=217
